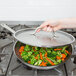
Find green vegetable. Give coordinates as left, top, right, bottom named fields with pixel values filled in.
left=35, top=47, right=40, bottom=50
left=31, top=48, right=34, bottom=52
left=57, top=51, right=62, bottom=57
left=34, top=51, right=39, bottom=56
left=47, top=50, right=51, bottom=54
left=57, top=59, right=62, bottom=63
left=34, top=60, right=42, bottom=65
left=47, top=51, right=57, bottom=58
left=24, top=45, right=31, bottom=51
left=21, top=44, right=69, bottom=66
left=61, top=46, right=67, bottom=53
left=52, top=51, right=57, bottom=55
left=50, top=57, right=58, bottom=65
left=50, top=48, right=54, bottom=51
left=30, top=58, right=37, bottom=65
left=21, top=51, right=28, bottom=56
left=27, top=52, right=32, bottom=56
left=40, top=48, right=45, bottom=53
left=22, top=55, right=29, bottom=62
left=47, top=63, right=51, bottom=66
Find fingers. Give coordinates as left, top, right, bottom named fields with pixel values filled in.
left=36, top=20, right=61, bottom=32
left=36, top=21, right=49, bottom=32
left=36, top=28, right=41, bottom=32
left=40, top=21, right=49, bottom=28
left=43, top=26, right=47, bottom=31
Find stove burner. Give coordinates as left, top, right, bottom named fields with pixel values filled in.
left=0, top=31, right=12, bottom=39
left=0, top=54, right=8, bottom=62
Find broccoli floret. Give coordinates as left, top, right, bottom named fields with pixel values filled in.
left=57, top=59, right=62, bottom=63
left=27, top=51, right=32, bottom=56
left=21, top=51, right=28, bottom=56
left=24, top=45, right=32, bottom=51
left=35, top=47, right=40, bottom=50
left=30, top=58, right=37, bottom=65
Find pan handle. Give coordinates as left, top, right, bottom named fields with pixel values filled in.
left=0, top=24, right=15, bottom=34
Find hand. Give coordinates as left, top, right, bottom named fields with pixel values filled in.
left=37, top=20, right=62, bottom=32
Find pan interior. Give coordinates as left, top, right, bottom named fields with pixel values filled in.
left=14, top=29, right=75, bottom=48
left=14, top=41, right=72, bottom=69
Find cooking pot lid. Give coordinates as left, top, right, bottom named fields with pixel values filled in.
left=15, top=28, right=75, bottom=48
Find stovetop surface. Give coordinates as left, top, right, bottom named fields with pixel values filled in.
left=0, top=24, right=76, bottom=76
left=0, top=38, right=75, bottom=76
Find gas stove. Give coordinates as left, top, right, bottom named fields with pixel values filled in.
left=0, top=22, right=76, bottom=76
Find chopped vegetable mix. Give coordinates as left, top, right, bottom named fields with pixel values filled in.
left=19, top=45, right=70, bottom=66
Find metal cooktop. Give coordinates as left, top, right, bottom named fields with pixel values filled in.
left=0, top=22, right=76, bottom=76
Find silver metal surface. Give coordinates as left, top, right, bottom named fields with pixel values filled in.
left=1, top=24, right=75, bottom=48
left=0, top=54, right=8, bottom=57
left=15, top=29, right=75, bottom=48
left=31, top=27, right=41, bottom=35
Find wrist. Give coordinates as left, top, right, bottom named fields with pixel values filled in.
left=58, top=20, right=68, bottom=29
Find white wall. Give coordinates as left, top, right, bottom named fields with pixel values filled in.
left=0, top=0, right=76, bottom=21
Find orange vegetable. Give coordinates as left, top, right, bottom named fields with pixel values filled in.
left=35, top=55, right=39, bottom=60
left=20, top=52, right=22, bottom=55
left=19, top=49, right=22, bottom=52
left=19, top=49, right=23, bottom=53
left=40, top=62, right=47, bottom=66
left=46, top=58, right=55, bottom=65
left=65, top=50, right=70, bottom=54
left=33, top=47, right=36, bottom=51
left=54, top=49, right=62, bottom=51
left=44, top=52, right=47, bottom=57
left=62, top=58, right=64, bottom=61
left=19, top=46, right=24, bottom=53
left=61, top=54, right=66, bottom=59
left=20, top=46, right=24, bottom=50
left=40, top=52, right=43, bottom=60
left=56, top=56, right=61, bottom=59
left=28, top=61, right=30, bottom=63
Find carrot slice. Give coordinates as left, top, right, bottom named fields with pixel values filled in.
left=20, top=46, right=24, bottom=50
left=33, top=47, right=36, bottom=51
left=40, top=52, right=43, bottom=60
left=62, top=58, right=64, bottom=61
left=54, top=49, right=62, bottom=51
left=19, top=46, right=24, bottom=53
left=19, top=49, right=23, bottom=52
left=28, top=61, right=30, bottom=63
left=65, top=50, right=70, bottom=55
left=56, top=56, right=61, bottom=59
left=40, top=62, right=47, bottom=66
left=35, top=55, right=39, bottom=60
left=61, top=54, right=66, bottom=59
left=44, top=52, right=47, bottom=57
left=46, top=58, right=55, bottom=65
